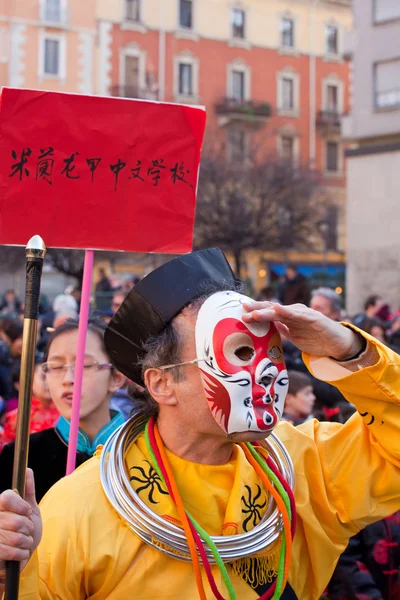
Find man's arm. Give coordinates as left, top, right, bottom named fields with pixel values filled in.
left=244, top=302, right=400, bottom=530
left=304, top=329, right=400, bottom=467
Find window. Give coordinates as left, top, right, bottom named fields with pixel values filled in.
left=280, top=17, right=294, bottom=48
left=326, top=141, right=339, bottom=173
left=374, top=0, right=400, bottom=23
left=325, top=25, right=338, bottom=55
left=231, top=70, right=245, bottom=101
left=179, top=0, right=193, bottom=29
left=281, top=136, right=294, bottom=162
left=326, top=84, right=338, bottom=112
left=44, top=0, right=62, bottom=23
left=44, top=39, right=60, bottom=75
left=232, top=9, right=245, bottom=39
left=179, top=63, right=193, bottom=96
left=278, top=205, right=294, bottom=248
left=281, top=77, right=294, bottom=110
left=228, top=128, right=247, bottom=162
left=375, top=59, right=400, bottom=109
left=325, top=205, right=338, bottom=251
left=126, top=0, right=140, bottom=22
left=124, top=55, right=140, bottom=94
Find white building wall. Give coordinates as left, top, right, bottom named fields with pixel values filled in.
left=346, top=149, right=400, bottom=314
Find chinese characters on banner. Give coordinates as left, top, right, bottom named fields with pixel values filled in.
left=10, top=149, right=194, bottom=192
left=0, top=88, right=206, bottom=253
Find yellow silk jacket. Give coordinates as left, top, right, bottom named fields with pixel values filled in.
left=13, top=332, right=400, bottom=600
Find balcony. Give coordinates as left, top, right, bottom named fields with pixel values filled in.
left=40, top=6, right=69, bottom=28
left=111, top=85, right=158, bottom=101
left=316, top=110, right=341, bottom=135
left=215, top=98, right=272, bottom=126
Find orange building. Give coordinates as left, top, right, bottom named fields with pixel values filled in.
left=97, top=0, right=352, bottom=288
left=0, top=0, right=352, bottom=292
left=0, top=0, right=97, bottom=94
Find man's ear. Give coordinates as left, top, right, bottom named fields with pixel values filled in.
left=144, top=368, right=177, bottom=407
left=109, top=370, right=126, bottom=393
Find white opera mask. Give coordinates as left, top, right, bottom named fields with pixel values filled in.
left=195, top=291, right=288, bottom=435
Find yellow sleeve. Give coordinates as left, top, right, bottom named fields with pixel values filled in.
left=15, top=473, right=90, bottom=600
left=301, top=329, right=400, bottom=530
left=14, top=457, right=139, bottom=599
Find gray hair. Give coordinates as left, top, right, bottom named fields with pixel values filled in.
left=131, top=279, right=246, bottom=418
left=311, top=287, right=342, bottom=314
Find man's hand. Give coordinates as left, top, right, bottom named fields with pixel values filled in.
left=243, top=302, right=363, bottom=360
left=0, top=469, right=42, bottom=573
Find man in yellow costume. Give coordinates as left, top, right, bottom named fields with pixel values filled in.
left=0, top=248, right=399, bottom=600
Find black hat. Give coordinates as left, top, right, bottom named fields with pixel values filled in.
left=104, top=248, right=236, bottom=385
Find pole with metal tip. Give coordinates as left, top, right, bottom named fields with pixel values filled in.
left=5, top=235, right=47, bottom=600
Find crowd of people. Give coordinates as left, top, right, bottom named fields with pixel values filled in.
left=0, top=261, right=399, bottom=599
left=260, top=266, right=400, bottom=599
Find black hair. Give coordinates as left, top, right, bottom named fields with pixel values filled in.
left=287, top=370, right=312, bottom=396
left=364, top=295, right=381, bottom=311
left=359, top=317, right=386, bottom=339
left=2, top=319, right=23, bottom=342
left=44, top=317, right=108, bottom=361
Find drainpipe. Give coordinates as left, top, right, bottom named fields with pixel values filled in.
left=158, top=0, right=166, bottom=101
left=309, top=0, right=319, bottom=167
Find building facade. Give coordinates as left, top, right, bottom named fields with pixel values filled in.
left=343, top=0, right=400, bottom=313
left=98, top=0, right=352, bottom=289
left=0, top=0, right=352, bottom=296
left=0, top=0, right=97, bottom=95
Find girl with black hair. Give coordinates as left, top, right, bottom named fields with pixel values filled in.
left=0, top=317, right=125, bottom=502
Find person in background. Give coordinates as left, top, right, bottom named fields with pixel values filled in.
left=388, top=316, right=400, bottom=350
left=353, top=295, right=384, bottom=329
left=284, top=288, right=346, bottom=413
left=375, top=303, right=392, bottom=323
left=65, top=285, right=82, bottom=312
left=1, top=319, right=24, bottom=376
left=278, top=264, right=310, bottom=306
left=360, top=318, right=387, bottom=344
left=256, top=286, right=280, bottom=303
left=121, top=276, right=140, bottom=294
left=283, top=370, right=316, bottom=426
left=0, top=290, right=22, bottom=317
left=111, top=290, right=126, bottom=314
left=109, top=380, right=137, bottom=421
left=92, top=309, right=114, bottom=324
left=0, top=363, right=59, bottom=454
left=95, top=267, right=113, bottom=311
left=52, top=291, right=78, bottom=324
left=315, top=398, right=400, bottom=600
left=310, top=287, right=342, bottom=321
left=0, top=321, right=13, bottom=402
left=318, top=403, right=400, bottom=600
left=327, top=512, right=400, bottom=600
left=0, top=317, right=125, bottom=501
left=312, top=400, right=356, bottom=424
left=0, top=397, right=5, bottom=441
left=355, top=317, right=400, bottom=355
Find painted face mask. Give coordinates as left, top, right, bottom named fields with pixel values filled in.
left=195, top=291, right=288, bottom=435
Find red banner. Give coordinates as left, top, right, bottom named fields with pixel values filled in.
left=0, top=88, right=206, bottom=253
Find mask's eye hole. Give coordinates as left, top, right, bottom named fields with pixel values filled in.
left=260, top=373, right=275, bottom=387
left=234, top=346, right=255, bottom=361
left=223, top=333, right=255, bottom=366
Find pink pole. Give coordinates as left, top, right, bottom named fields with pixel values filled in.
left=66, top=249, right=95, bottom=475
